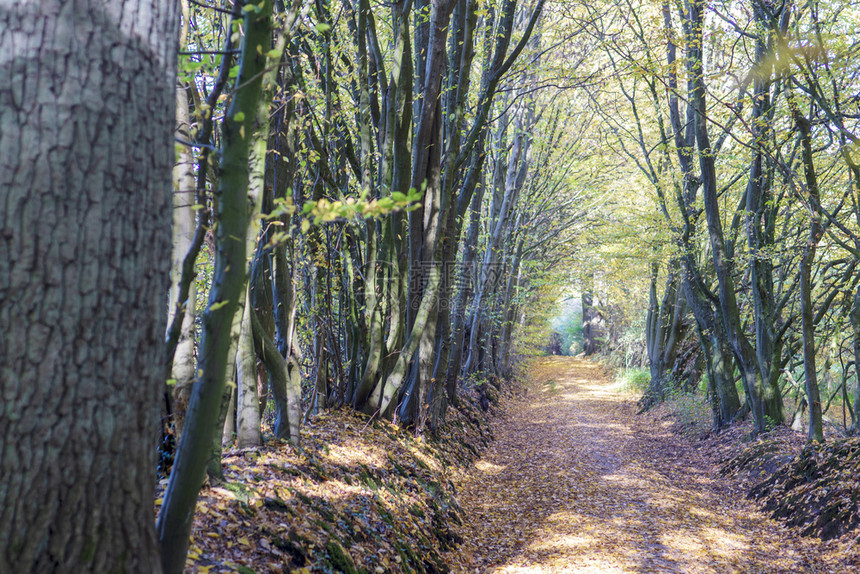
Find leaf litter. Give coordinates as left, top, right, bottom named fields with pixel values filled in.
left=155, top=385, right=499, bottom=574
left=446, top=356, right=859, bottom=573
left=157, top=356, right=860, bottom=572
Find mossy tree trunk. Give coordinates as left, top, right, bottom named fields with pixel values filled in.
left=155, top=1, right=273, bottom=572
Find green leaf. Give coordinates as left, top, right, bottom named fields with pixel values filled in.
left=209, top=300, right=230, bottom=311
left=233, top=111, right=246, bottom=122
left=314, top=23, right=331, bottom=33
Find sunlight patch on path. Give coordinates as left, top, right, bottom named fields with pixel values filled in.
left=448, top=357, right=826, bottom=573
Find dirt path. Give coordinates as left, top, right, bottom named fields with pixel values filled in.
left=448, top=357, right=832, bottom=573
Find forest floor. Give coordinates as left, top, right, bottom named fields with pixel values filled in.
left=447, top=356, right=860, bottom=573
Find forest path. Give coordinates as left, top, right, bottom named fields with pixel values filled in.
left=447, top=356, right=824, bottom=573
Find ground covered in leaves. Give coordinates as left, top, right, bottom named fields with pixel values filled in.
left=447, top=356, right=860, bottom=573
left=156, top=391, right=498, bottom=574
left=724, top=432, right=860, bottom=542
left=161, top=356, right=860, bottom=573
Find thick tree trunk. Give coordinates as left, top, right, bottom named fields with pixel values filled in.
left=0, top=1, right=178, bottom=571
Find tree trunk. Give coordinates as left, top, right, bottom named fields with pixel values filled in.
left=156, top=1, right=272, bottom=571
left=0, top=1, right=178, bottom=571
left=169, top=80, right=199, bottom=437
left=234, top=95, right=270, bottom=449
left=795, top=107, right=825, bottom=442
left=582, top=272, right=601, bottom=355
left=851, top=286, right=860, bottom=433
left=688, top=0, right=780, bottom=433
left=236, top=282, right=262, bottom=448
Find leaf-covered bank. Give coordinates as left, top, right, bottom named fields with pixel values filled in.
left=154, top=382, right=507, bottom=574
left=722, top=432, right=860, bottom=543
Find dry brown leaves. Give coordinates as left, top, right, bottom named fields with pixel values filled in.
left=447, top=356, right=860, bottom=573
left=154, top=398, right=494, bottom=574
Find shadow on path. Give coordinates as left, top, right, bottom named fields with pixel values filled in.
left=448, top=357, right=826, bottom=573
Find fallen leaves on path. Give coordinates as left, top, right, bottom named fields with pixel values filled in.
left=448, top=356, right=860, bottom=573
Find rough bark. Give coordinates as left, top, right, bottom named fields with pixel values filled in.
left=0, top=1, right=178, bottom=571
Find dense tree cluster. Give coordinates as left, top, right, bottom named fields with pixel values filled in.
left=155, top=0, right=594, bottom=570
left=580, top=0, right=860, bottom=440
left=5, top=0, right=859, bottom=570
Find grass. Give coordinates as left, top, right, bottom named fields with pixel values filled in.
left=611, top=366, right=714, bottom=436
left=614, top=367, right=651, bottom=394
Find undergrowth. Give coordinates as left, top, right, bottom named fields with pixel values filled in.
left=613, top=367, right=650, bottom=394
left=613, top=367, right=713, bottom=436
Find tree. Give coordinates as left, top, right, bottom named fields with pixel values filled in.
left=156, top=1, right=275, bottom=571
left=0, top=1, right=178, bottom=571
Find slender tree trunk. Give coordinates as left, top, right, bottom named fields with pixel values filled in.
left=582, top=272, right=600, bottom=355
left=236, top=282, right=262, bottom=448
left=795, top=107, right=825, bottom=442
left=747, top=0, right=784, bottom=429
left=445, top=170, right=486, bottom=402
left=170, top=79, right=199, bottom=437
left=646, top=262, right=684, bottom=403
left=851, top=287, right=860, bottom=433
left=235, top=95, right=269, bottom=448
left=222, top=384, right=237, bottom=446
left=688, top=0, right=779, bottom=433
left=0, top=1, right=178, bottom=571
left=156, top=2, right=273, bottom=571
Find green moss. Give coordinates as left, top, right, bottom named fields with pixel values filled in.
left=325, top=539, right=358, bottom=574
left=80, top=537, right=97, bottom=563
